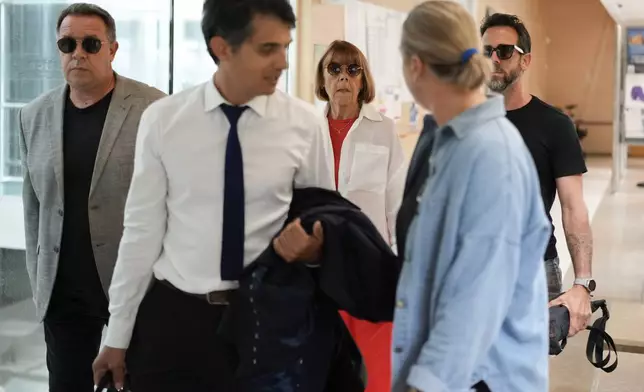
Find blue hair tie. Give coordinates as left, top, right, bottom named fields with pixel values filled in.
left=461, top=48, right=478, bottom=63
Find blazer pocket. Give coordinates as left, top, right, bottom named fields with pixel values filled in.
left=347, top=143, right=389, bottom=194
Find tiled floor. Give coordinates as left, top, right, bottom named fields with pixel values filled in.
left=0, top=299, right=48, bottom=392
left=587, top=158, right=644, bottom=392
left=550, top=157, right=644, bottom=392
left=582, top=159, right=644, bottom=302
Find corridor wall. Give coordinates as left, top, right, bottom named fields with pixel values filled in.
left=297, top=0, right=623, bottom=155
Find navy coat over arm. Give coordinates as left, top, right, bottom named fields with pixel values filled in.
left=218, top=187, right=401, bottom=392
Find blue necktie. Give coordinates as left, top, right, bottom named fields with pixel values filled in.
left=220, top=104, right=248, bottom=281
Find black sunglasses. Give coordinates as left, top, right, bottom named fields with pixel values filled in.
left=483, top=44, right=525, bottom=60
left=326, top=62, right=363, bottom=78
left=57, top=36, right=105, bottom=54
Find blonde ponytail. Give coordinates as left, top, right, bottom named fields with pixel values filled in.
left=454, top=52, right=492, bottom=91
left=401, top=1, right=490, bottom=91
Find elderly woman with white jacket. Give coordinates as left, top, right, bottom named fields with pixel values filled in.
left=314, top=39, right=406, bottom=392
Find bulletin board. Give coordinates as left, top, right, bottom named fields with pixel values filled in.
left=344, top=1, right=411, bottom=124
left=622, top=27, right=644, bottom=141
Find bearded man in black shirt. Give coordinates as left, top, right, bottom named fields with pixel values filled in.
left=481, top=13, right=595, bottom=338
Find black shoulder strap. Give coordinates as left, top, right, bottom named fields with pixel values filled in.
left=396, top=118, right=443, bottom=259
left=585, top=300, right=618, bottom=373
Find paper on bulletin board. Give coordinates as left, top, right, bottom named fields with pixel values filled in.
left=624, top=107, right=644, bottom=140
left=624, top=73, right=644, bottom=139
left=627, top=27, right=644, bottom=66
left=344, top=1, right=368, bottom=54
left=344, top=1, right=410, bottom=122
left=624, top=73, right=644, bottom=108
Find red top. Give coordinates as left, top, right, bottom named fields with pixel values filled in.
left=327, top=116, right=357, bottom=189
left=330, top=114, right=393, bottom=392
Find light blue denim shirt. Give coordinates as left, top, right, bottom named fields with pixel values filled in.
left=392, top=95, right=551, bottom=392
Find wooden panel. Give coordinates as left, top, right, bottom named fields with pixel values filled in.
left=582, top=125, right=613, bottom=155
left=543, top=0, right=616, bottom=155
left=311, top=4, right=345, bottom=45
left=629, top=146, right=644, bottom=157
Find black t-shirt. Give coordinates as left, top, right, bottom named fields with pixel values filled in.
left=506, top=96, right=587, bottom=260
left=47, top=90, right=113, bottom=320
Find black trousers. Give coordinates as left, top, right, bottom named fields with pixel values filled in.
left=126, top=280, right=237, bottom=392
left=44, top=315, right=107, bottom=392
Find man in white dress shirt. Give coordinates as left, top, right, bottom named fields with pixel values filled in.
left=92, top=0, right=333, bottom=390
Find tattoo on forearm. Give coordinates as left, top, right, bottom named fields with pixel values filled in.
left=565, top=232, right=593, bottom=275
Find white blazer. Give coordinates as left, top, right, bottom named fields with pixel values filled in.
left=321, top=103, right=407, bottom=248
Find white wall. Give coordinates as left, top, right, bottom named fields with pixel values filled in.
left=0, top=196, right=25, bottom=250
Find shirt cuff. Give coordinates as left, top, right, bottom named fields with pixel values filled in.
left=408, top=365, right=466, bottom=392
left=104, top=316, right=136, bottom=349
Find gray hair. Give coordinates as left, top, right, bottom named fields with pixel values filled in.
left=56, top=3, right=117, bottom=42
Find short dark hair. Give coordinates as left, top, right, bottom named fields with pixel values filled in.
left=57, top=3, right=117, bottom=42
left=202, top=0, right=296, bottom=65
left=480, top=13, right=531, bottom=54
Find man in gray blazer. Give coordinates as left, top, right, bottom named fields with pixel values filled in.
left=18, top=3, right=165, bottom=391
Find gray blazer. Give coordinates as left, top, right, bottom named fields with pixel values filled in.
left=19, top=74, right=166, bottom=321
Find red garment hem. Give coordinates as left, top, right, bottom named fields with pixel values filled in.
left=340, top=311, right=392, bottom=392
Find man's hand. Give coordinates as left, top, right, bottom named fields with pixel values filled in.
left=273, top=218, right=323, bottom=263
left=549, top=285, right=591, bottom=337
left=93, top=346, right=127, bottom=390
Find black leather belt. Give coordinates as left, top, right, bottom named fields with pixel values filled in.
left=157, top=279, right=233, bottom=305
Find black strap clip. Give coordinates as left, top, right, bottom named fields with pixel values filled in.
left=585, top=299, right=618, bottom=373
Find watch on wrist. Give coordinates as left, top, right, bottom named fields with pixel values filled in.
left=574, top=278, right=596, bottom=293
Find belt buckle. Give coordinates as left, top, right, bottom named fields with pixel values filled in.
left=206, top=291, right=228, bottom=305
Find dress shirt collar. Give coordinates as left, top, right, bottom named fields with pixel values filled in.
left=443, top=93, right=505, bottom=139
left=204, top=77, right=269, bottom=117
left=360, top=103, right=384, bottom=122
left=324, top=102, right=383, bottom=122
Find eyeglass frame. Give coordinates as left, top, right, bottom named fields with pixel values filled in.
left=326, top=62, right=363, bottom=78
left=483, top=44, right=526, bottom=60
left=56, top=36, right=111, bottom=55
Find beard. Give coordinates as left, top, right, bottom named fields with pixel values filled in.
left=488, top=65, right=522, bottom=92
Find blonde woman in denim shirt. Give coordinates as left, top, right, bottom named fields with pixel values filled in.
left=392, top=2, right=551, bottom=392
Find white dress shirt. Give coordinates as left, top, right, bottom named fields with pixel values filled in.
left=104, top=80, right=334, bottom=349
left=322, top=103, right=406, bottom=247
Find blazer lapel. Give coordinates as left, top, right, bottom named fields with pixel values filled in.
left=89, top=76, right=132, bottom=197
left=48, top=86, right=67, bottom=201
